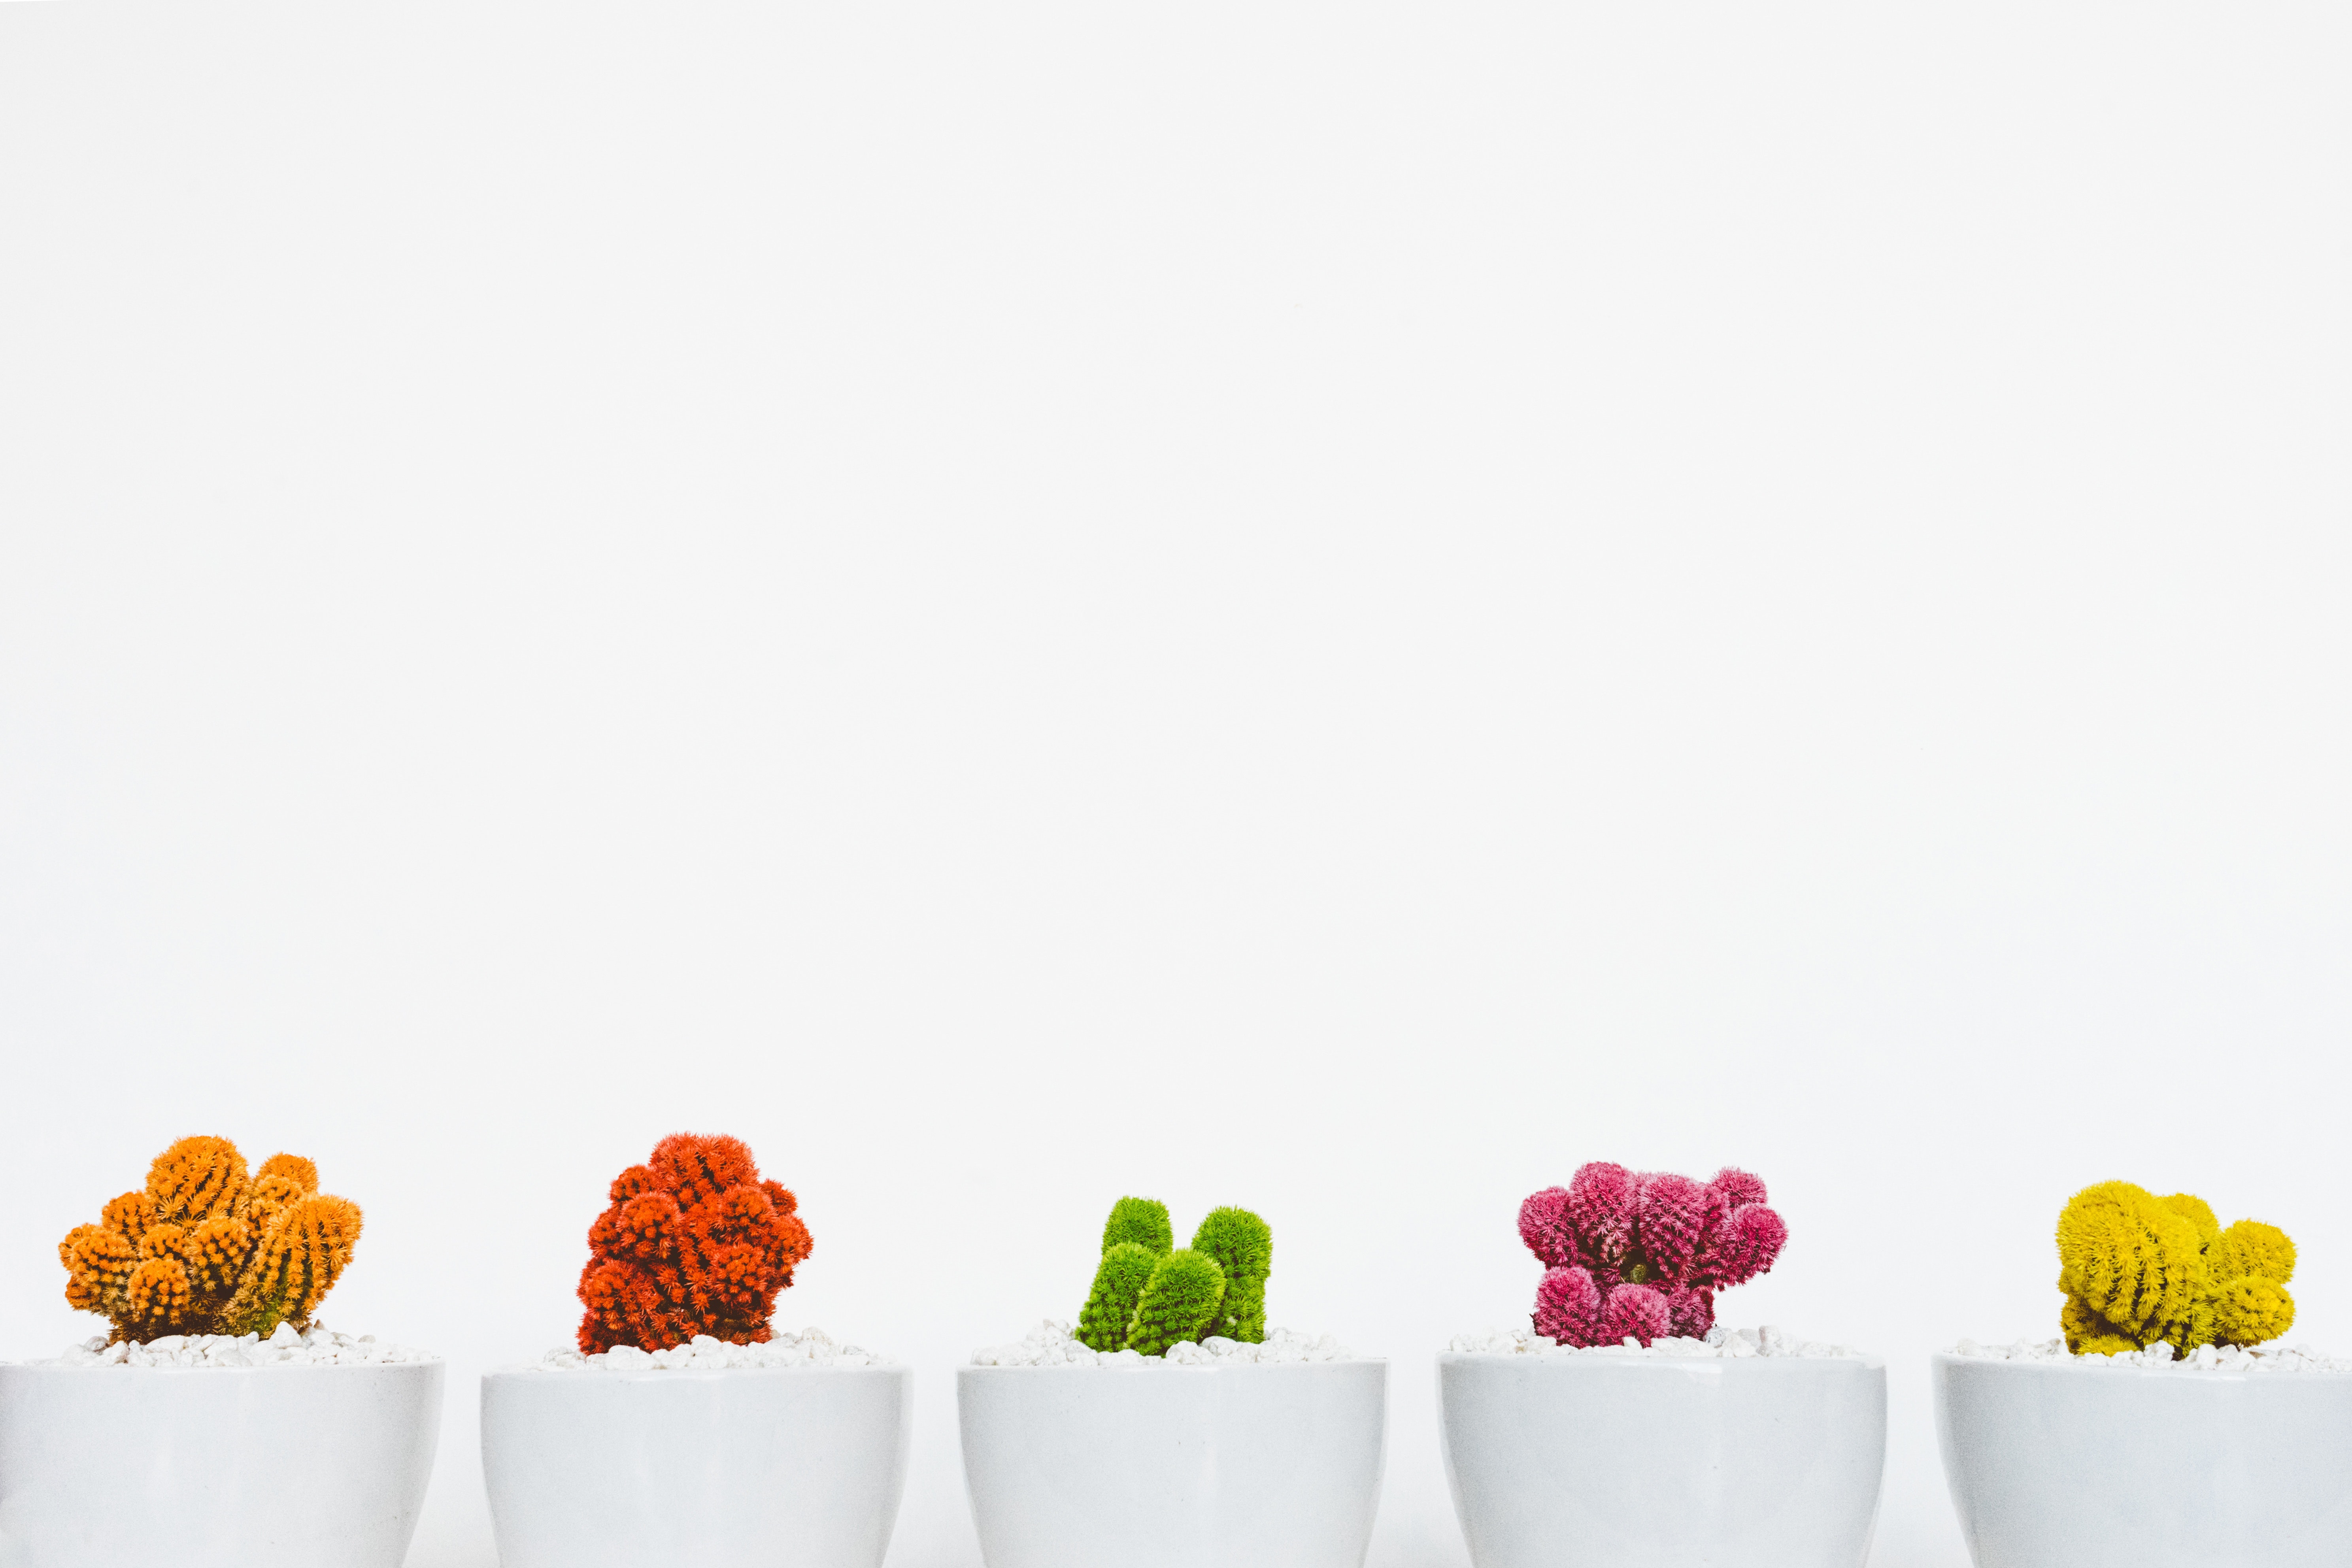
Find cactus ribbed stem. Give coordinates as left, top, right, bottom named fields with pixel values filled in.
left=1191, top=1208, right=1272, bottom=1344
left=1125, top=1250, right=1226, bottom=1356
left=1078, top=1243, right=1161, bottom=1351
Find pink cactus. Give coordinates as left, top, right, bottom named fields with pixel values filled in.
left=1710, top=1168, right=1769, bottom=1211
left=1519, top=1162, right=1786, bottom=1347
left=1600, top=1282, right=1670, bottom=1343
left=1664, top=1283, right=1716, bottom=1339
left=1634, top=1173, right=1708, bottom=1279
left=1518, top=1187, right=1576, bottom=1268
left=1533, top=1265, right=1603, bottom=1343
left=1702, top=1201, right=1788, bottom=1289
left=1565, top=1162, right=1638, bottom=1266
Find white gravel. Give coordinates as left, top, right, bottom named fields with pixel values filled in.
left=1950, top=1336, right=2352, bottom=1374
left=972, top=1319, right=1357, bottom=1367
left=523, top=1327, right=893, bottom=1372
left=1449, top=1325, right=1865, bottom=1360
left=22, top=1323, right=432, bottom=1368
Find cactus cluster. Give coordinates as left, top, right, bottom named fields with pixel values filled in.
left=1076, top=1198, right=1272, bottom=1356
left=577, top=1133, right=814, bottom=1353
left=1518, top=1161, right=1786, bottom=1347
left=2056, top=1181, right=2296, bottom=1355
left=57, top=1135, right=362, bottom=1343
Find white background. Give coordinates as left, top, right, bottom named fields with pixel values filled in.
left=3, top=4, right=2348, bottom=1565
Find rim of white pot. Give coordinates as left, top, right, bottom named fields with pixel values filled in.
left=1439, top=1349, right=1886, bottom=1370
left=1931, top=1349, right=2352, bottom=1379
left=4, top=1358, right=444, bottom=1374
left=484, top=1361, right=904, bottom=1381
left=961, top=1357, right=1387, bottom=1373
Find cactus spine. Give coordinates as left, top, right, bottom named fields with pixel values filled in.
left=57, top=1136, right=362, bottom=1342
left=1073, top=1197, right=1273, bottom=1358
left=2055, top=1181, right=2296, bottom=1355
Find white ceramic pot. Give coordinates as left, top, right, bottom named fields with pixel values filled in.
left=1437, top=1352, right=1886, bottom=1568
left=480, top=1364, right=912, bottom=1568
left=957, top=1360, right=1388, bottom=1568
left=0, top=1359, right=444, bottom=1568
left=1933, top=1352, right=2352, bottom=1568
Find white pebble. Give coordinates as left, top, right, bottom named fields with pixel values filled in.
left=1944, top=1336, right=2352, bottom=1374
left=1446, top=1325, right=1863, bottom=1360
left=523, top=1328, right=895, bottom=1373
left=18, top=1324, right=433, bottom=1369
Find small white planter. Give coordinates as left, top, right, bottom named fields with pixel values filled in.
left=957, top=1360, right=1387, bottom=1568
left=0, top=1359, right=444, bottom=1568
left=1934, top=1352, right=2352, bottom=1568
left=481, top=1364, right=912, bottom=1568
left=1438, top=1353, right=1886, bottom=1568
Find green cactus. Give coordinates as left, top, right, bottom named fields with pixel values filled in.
left=1078, top=1242, right=1162, bottom=1351
left=1072, top=1197, right=1274, bottom=1357
left=1102, top=1197, right=1174, bottom=1257
left=1191, top=1206, right=1272, bottom=1343
left=1125, top=1249, right=1226, bottom=1355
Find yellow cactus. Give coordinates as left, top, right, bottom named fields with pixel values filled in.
left=2161, top=1193, right=2220, bottom=1249
left=2212, top=1275, right=2295, bottom=1345
left=2058, top=1295, right=2141, bottom=1358
left=2214, top=1220, right=2295, bottom=1284
left=57, top=1137, right=362, bottom=1343
left=2056, top=1181, right=2296, bottom=1356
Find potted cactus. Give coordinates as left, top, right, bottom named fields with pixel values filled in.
left=0, top=1136, right=443, bottom=1568
left=1935, top=1181, right=2352, bottom=1568
left=958, top=1196, right=1386, bottom=1568
left=1438, top=1162, right=1886, bottom=1568
left=478, top=1133, right=911, bottom=1568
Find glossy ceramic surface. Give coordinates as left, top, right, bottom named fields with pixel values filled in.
left=0, top=1359, right=444, bottom=1568
left=1933, top=1352, right=2352, bottom=1568
left=1438, top=1352, right=1886, bottom=1568
left=957, top=1360, right=1388, bottom=1568
left=480, top=1364, right=912, bottom=1568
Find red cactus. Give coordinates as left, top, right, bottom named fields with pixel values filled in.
left=576, top=1134, right=813, bottom=1353
left=1520, top=1162, right=1786, bottom=1347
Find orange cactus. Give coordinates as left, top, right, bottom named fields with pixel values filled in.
left=233, top=1194, right=364, bottom=1326
left=148, top=1136, right=247, bottom=1225
left=577, top=1133, right=814, bottom=1353
left=57, top=1136, right=363, bottom=1343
